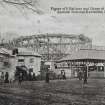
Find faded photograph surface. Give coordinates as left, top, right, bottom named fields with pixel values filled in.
left=0, top=0, right=105, bottom=105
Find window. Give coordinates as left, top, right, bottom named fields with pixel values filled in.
left=29, top=68, right=33, bottom=72
left=54, top=64, right=57, bottom=69
left=30, top=58, right=34, bottom=63
left=3, top=61, right=10, bottom=67
left=0, top=57, right=4, bottom=62
left=18, top=59, right=24, bottom=62
left=98, top=66, right=104, bottom=72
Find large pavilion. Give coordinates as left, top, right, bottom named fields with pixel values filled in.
left=55, top=49, right=105, bottom=78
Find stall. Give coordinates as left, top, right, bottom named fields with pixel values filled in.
left=56, top=49, right=105, bottom=78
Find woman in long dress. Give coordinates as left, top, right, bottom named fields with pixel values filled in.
left=1, top=72, right=4, bottom=84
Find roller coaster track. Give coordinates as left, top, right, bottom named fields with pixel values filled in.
left=1, top=34, right=92, bottom=61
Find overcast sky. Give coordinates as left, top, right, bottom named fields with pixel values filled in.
left=0, top=0, right=105, bottom=46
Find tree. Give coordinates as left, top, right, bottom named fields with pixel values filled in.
left=1, top=0, right=44, bottom=15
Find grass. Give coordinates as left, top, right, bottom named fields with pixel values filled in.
left=0, top=79, right=105, bottom=105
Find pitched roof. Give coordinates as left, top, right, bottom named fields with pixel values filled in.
left=17, top=48, right=41, bottom=57
left=0, top=48, right=41, bottom=57
left=18, top=52, right=41, bottom=57
left=0, top=48, right=11, bottom=56
left=60, top=49, right=105, bottom=61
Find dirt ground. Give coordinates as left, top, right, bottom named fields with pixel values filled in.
left=0, top=79, right=105, bottom=105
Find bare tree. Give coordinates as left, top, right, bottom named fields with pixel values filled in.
left=1, top=0, right=44, bottom=15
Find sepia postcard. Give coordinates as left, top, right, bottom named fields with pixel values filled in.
left=0, top=0, right=105, bottom=105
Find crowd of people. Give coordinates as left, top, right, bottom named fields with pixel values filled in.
left=45, top=68, right=88, bottom=84
left=17, top=72, right=37, bottom=84
left=0, top=67, right=88, bottom=85
left=45, top=70, right=66, bottom=83
left=0, top=71, right=37, bottom=85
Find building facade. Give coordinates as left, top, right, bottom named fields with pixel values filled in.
left=0, top=48, right=41, bottom=81
left=54, top=49, right=105, bottom=79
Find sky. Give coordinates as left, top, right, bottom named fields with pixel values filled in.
left=0, top=0, right=105, bottom=46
